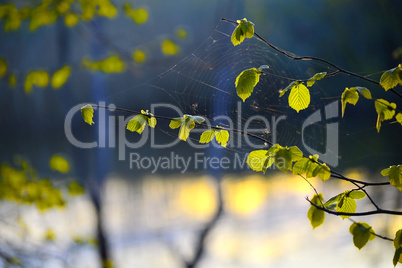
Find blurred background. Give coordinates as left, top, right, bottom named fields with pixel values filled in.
left=0, top=0, right=401, bottom=267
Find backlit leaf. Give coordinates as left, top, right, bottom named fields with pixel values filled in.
left=349, top=222, right=375, bottom=249
left=381, top=165, right=402, bottom=191
left=394, top=229, right=402, bottom=249
left=51, top=65, right=71, bottom=89
left=336, top=195, right=356, bottom=219
left=49, top=155, right=70, bottom=173
left=199, top=128, right=229, bottom=148
left=307, top=72, right=326, bottom=87
left=288, top=83, right=310, bottom=112
left=396, top=113, right=402, bottom=126
left=235, top=68, right=261, bottom=102
left=199, top=130, right=215, bottom=144
left=341, top=87, right=359, bottom=117
left=380, top=64, right=402, bottom=91
left=246, top=150, right=273, bottom=173
left=307, top=193, right=325, bottom=229
left=231, top=18, right=254, bottom=46
left=215, top=129, right=229, bottom=147
left=375, top=99, right=396, bottom=132
left=81, top=104, right=94, bottom=125
left=127, top=114, right=148, bottom=134
left=169, top=115, right=200, bottom=141
left=348, top=190, right=366, bottom=200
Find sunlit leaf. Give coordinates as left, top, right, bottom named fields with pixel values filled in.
left=307, top=72, right=326, bottom=87
left=274, top=145, right=303, bottom=172
left=124, top=4, right=148, bottom=24
left=246, top=150, right=272, bottom=173
left=235, top=68, right=261, bottom=102
left=231, top=18, right=254, bottom=46
left=288, top=83, right=310, bottom=113
left=307, top=193, right=325, bottom=229
left=81, top=104, right=95, bottom=125
left=169, top=115, right=200, bottom=141
left=49, top=155, right=70, bottom=173
left=349, top=222, right=375, bottom=249
left=215, top=129, right=229, bottom=147
left=380, top=64, right=402, bottom=91
left=51, top=65, right=71, bottom=89
left=381, top=165, right=402, bottom=191
left=199, top=128, right=229, bottom=148
left=336, top=195, right=356, bottom=219
left=293, top=155, right=331, bottom=181
left=161, top=39, right=180, bottom=56
left=375, top=99, right=396, bottom=132
left=127, top=114, right=148, bottom=134
left=341, top=87, right=359, bottom=117
left=348, top=190, right=366, bottom=200
left=396, top=113, right=402, bottom=126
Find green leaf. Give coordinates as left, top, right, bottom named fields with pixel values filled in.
left=393, top=247, right=402, bottom=267
left=185, top=114, right=205, bottom=124
left=215, top=129, right=229, bottom=147
left=380, top=64, right=402, bottom=91
left=307, top=72, right=327, bottom=87
left=81, top=104, right=95, bottom=125
left=273, top=145, right=303, bottom=172
left=293, top=155, right=331, bottom=181
left=356, top=87, right=372, bottom=100
left=231, top=18, right=254, bottom=46
left=235, top=68, right=261, bottom=102
left=324, top=193, right=342, bottom=209
left=395, top=113, right=402, bottom=126
left=199, top=128, right=230, bottom=148
left=348, top=190, right=366, bottom=200
left=336, top=195, right=356, bottom=219
left=307, top=193, right=325, bottom=229
left=375, top=99, right=397, bottom=132
left=279, top=81, right=299, bottom=97
left=341, top=87, right=359, bottom=117
left=127, top=114, right=148, bottom=134
left=381, top=165, right=402, bottom=191
left=247, top=150, right=272, bottom=173
left=349, top=222, right=375, bottom=250
left=169, top=115, right=199, bottom=141
left=169, top=118, right=184, bottom=129
left=288, top=83, right=310, bottom=113
left=394, top=229, right=402, bottom=249
left=199, top=130, right=215, bottom=144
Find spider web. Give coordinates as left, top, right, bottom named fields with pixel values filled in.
left=102, top=20, right=393, bottom=175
